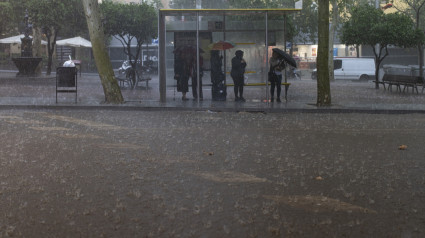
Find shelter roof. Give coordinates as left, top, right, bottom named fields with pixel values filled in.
left=159, top=8, right=301, bottom=16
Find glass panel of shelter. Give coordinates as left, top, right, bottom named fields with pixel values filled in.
left=162, top=10, right=293, bottom=105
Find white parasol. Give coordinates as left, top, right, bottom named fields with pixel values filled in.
left=56, top=36, right=92, bottom=48
left=0, top=34, right=47, bottom=45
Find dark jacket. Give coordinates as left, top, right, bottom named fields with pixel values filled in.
left=231, top=55, right=246, bottom=79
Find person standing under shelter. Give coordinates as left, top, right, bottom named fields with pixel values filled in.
left=269, top=51, right=285, bottom=102
left=231, top=50, right=247, bottom=102
left=174, top=50, right=190, bottom=101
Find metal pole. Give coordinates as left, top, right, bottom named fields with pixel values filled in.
left=159, top=11, right=166, bottom=103
left=284, top=13, right=287, bottom=84
left=265, top=11, right=269, bottom=102
left=223, top=13, right=226, bottom=86
left=196, top=11, right=200, bottom=103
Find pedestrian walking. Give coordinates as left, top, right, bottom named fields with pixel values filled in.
left=231, top=50, right=247, bottom=102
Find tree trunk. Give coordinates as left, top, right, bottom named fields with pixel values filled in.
left=33, top=27, right=43, bottom=77
left=419, top=44, right=424, bottom=78
left=372, top=45, right=388, bottom=89
left=416, top=12, right=424, bottom=78
left=45, top=30, right=54, bottom=75
left=328, top=0, right=338, bottom=82
left=317, top=0, right=331, bottom=106
left=82, top=0, right=124, bottom=104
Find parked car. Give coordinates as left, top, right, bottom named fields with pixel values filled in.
left=311, top=57, right=375, bottom=81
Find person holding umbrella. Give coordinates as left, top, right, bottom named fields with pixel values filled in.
left=269, top=51, right=285, bottom=102
left=231, top=50, right=247, bottom=102
left=270, top=48, right=298, bottom=102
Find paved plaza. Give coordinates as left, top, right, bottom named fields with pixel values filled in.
left=1, top=71, right=425, bottom=112
left=1, top=71, right=425, bottom=237
left=1, top=109, right=425, bottom=237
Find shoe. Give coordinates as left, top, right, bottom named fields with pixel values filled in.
left=270, top=98, right=274, bottom=102
left=182, top=96, right=189, bottom=101
left=277, top=98, right=281, bottom=102
left=240, top=97, right=246, bottom=102
left=235, top=97, right=240, bottom=102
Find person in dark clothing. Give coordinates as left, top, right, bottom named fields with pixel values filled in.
left=231, top=50, right=247, bottom=102
left=210, top=50, right=223, bottom=84
left=269, top=51, right=285, bottom=102
left=210, top=50, right=226, bottom=101
left=174, top=51, right=190, bottom=101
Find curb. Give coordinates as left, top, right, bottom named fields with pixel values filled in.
left=1, top=103, right=425, bottom=114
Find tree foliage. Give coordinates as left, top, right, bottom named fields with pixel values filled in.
left=27, top=0, right=86, bottom=75
left=27, top=0, right=66, bottom=75
left=0, top=1, right=14, bottom=36
left=341, top=4, right=425, bottom=87
left=294, top=0, right=318, bottom=44
left=60, top=0, right=88, bottom=38
left=101, top=0, right=157, bottom=81
left=392, top=0, right=425, bottom=77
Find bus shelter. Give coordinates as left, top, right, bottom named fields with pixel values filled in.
left=158, top=9, right=300, bottom=103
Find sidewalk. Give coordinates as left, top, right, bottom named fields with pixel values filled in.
left=1, top=71, right=425, bottom=113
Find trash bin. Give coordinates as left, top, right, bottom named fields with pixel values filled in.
left=57, top=67, right=77, bottom=87
left=56, top=66, right=78, bottom=103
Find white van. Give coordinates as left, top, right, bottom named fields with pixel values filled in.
left=311, top=58, right=375, bottom=81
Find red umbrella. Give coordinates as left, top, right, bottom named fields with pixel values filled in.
left=208, top=40, right=235, bottom=51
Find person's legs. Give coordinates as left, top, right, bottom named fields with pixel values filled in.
left=233, top=77, right=239, bottom=100
left=182, top=80, right=188, bottom=100
left=235, top=76, right=245, bottom=102
left=239, top=84, right=245, bottom=101
left=178, top=77, right=189, bottom=101
left=182, top=92, right=188, bottom=100
left=192, top=77, right=198, bottom=99
left=270, top=81, right=276, bottom=101
left=276, top=75, right=282, bottom=102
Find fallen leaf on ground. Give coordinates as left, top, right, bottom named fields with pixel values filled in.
left=398, top=145, right=408, bottom=150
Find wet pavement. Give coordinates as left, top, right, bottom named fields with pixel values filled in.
left=1, top=71, right=425, bottom=237
left=1, top=71, right=425, bottom=112
left=0, top=110, right=424, bottom=237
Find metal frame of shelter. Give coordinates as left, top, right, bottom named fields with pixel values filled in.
left=158, top=8, right=301, bottom=103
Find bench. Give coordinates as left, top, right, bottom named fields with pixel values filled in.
left=116, top=75, right=151, bottom=89
left=226, top=82, right=291, bottom=101
left=378, top=74, right=423, bottom=93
